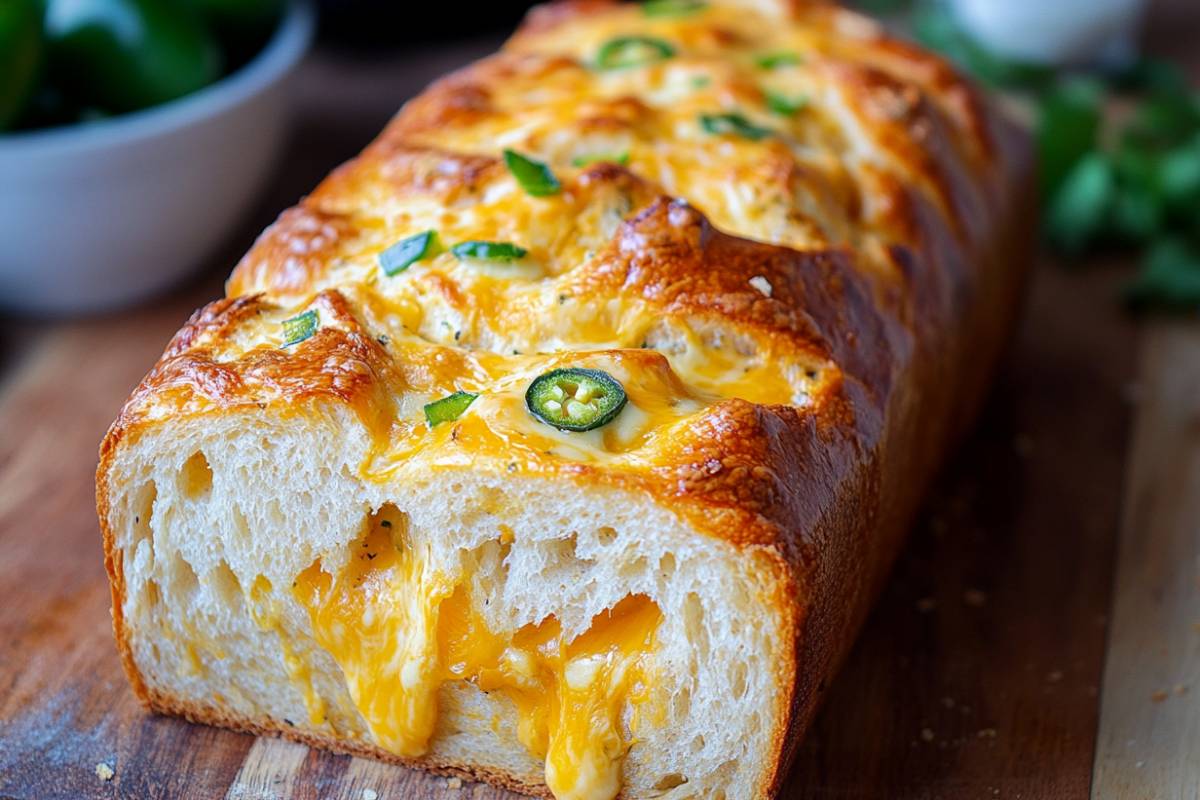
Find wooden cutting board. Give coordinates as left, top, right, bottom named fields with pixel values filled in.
left=1, top=20, right=1197, bottom=800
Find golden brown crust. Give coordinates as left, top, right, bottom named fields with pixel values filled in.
left=97, top=0, right=1035, bottom=795
left=139, top=687, right=554, bottom=798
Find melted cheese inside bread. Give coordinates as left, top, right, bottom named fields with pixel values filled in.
left=102, top=0, right=1005, bottom=797
left=293, top=506, right=661, bottom=800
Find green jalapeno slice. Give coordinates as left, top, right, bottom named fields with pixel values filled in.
left=525, top=368, right=627, bottom=432
left=424, top=391, right=478, bottom=427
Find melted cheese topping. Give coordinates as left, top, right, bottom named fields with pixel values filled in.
left=354, top=348, right=713, bottom=484
left=293, top=508, right=661, bottom=800
left=179, top=3, right=995, bottom=797
left=224, top=1, right=884, bottom=414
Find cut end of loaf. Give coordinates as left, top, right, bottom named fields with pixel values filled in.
left=99, top=403, right=797, bottom=799
left=95, top=0, right=1034, bottom=796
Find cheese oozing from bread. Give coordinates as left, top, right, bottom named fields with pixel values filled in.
left=292, top=506, right=661, bottom=800
left=97, top=0, right=1031, bottom=798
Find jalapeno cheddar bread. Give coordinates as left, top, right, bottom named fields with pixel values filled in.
left=96, top=1, right=1033, bottom=797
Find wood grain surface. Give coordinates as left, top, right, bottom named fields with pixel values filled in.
left=783, top=258, right=1138, bottom=800
left=1091, top=325, right=1200, bottom=800
left=0, top=7, right=1197, bottom=798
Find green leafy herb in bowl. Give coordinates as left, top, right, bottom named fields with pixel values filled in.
left=0, top=1, right=312, bottom=314
left=2, top=0, right=286, bottom=133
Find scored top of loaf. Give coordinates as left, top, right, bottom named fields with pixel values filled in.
left=106, top=0, right=1025, bottom=561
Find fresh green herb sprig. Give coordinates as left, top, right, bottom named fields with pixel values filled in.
left=889, top=0, right=1200, bottom=313
left=1037, top=77, right=1105, bottom=199
left=1039, top=77, right=1200, bottom=310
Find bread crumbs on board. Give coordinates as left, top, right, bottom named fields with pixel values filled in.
left=95, top=762, right=114, bottom=781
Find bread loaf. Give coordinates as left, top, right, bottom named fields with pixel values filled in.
left=96, top=1, right=1034, bottom=797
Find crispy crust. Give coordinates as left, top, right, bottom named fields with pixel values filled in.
left=97, top=0, right=1035, bottom=796
left=140, top=686, right=554, bottom=798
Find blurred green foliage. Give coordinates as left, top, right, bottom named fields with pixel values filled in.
left=865, top=0, right=1200, bottom=314
left=0, top=0, right=283, bottom=131
left=1038, top=65, right=1200, bottom=313
left=44, top=0, right=221, bottom=114
left=0, top=0, right=44, bottom=129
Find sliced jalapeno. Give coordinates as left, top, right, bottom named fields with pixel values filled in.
left=380, top=230, right=439, bottom=276
left=525, top=368, right=627, bottom=432
left=754, top=51, right=801, bottom=69
left=699, top=112, right=774, bottom=141
left=282, top=309, right=318, bottom=346
left=451, top=240, right=528, bottom=262
left=765, top=90, right=808, bottom=117
left=595, top=35, right=675, bottom=70
left=504, top=149, right=561, bottom=197
left=642, top=0, right=707, bottom=17
left=424, top=391, right=477, bottom=427
left=572, top=151, right=630, bottom=167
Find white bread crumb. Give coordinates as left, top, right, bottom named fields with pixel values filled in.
left=104, top=404, right=785, bottom=799
left=447, top=777, right=463, bottom=790
left=95, top=763, right=114, bottom=781
left=748, top=276, right=773, bottom=297
left=362, top=790, right=378, bottom=800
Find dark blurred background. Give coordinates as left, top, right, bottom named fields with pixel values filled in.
left=315, top=0, right=534, bottom=45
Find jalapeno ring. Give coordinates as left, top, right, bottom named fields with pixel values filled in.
left=525, top=368, right=627, bottom=432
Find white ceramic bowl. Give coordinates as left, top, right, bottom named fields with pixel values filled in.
left=951, top=0, right=1145, bottom=66
left=0, top=3, right=315, bottom=316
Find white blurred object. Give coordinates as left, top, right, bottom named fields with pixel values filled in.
left=0, top=2, right=314, bottom=316
left=951, top=0, right=1146, bottom=66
